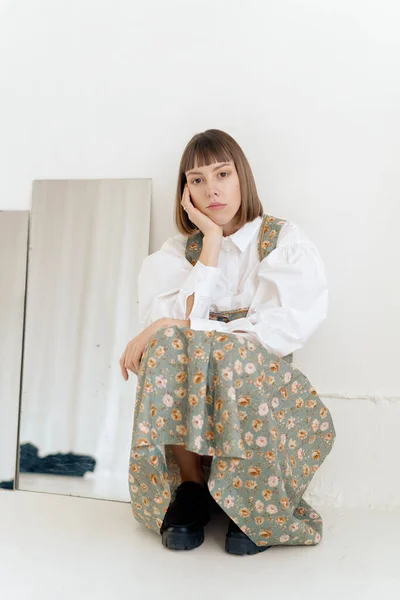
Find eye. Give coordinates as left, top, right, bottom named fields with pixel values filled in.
left=190, top=171, right=230, bottom=185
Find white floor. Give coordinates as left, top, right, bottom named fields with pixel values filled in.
left=18, top=472, right=130, bottom=502
left=1, top=490, right=399, bottom=600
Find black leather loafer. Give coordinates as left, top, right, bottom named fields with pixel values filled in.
left=160, top=481, right=211, bottom=550
left=225, top=519, right=272, bottom=555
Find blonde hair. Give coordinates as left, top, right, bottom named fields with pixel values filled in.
left=174, top=129, right=264, bottom=236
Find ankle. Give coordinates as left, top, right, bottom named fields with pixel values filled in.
left=181, top=474, right=205, bottom=487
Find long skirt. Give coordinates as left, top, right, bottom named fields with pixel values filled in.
left=128, top=325, right=336, bottom=548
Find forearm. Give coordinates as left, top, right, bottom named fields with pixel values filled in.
left=185, top=293, right=195, bottom=318
left=152, top=317, right=190, bottom=330
left=185, top=234, right=222, bottom=318
left=199, top=233, right=222, bottom=267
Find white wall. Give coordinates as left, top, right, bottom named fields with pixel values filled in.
left=1, top=0, right=399, bottom=399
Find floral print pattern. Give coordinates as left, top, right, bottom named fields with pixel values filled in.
left=129, top=325, right=336, bottom=547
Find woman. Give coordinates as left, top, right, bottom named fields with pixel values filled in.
left=120, top=129, right=336, bottom=555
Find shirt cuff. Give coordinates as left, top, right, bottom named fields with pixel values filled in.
left=223, top=317, right=256, bottom=335
left=181, top=260, right=221, bottom=297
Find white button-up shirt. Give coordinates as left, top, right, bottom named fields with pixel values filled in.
left=137, top=216, right=328, bottom=358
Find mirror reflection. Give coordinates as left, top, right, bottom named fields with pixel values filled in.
left=17, top=179, right=151, bottom=501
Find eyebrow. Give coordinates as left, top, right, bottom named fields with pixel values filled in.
left=186, top=162, right=231, bottom=176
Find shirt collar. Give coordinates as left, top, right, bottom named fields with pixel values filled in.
left=221, top=216, right=262, bottom=252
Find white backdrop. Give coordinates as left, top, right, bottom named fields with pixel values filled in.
left=1, top=0, right=399, bottom=399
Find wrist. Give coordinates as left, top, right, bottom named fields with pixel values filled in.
left=155, top=317, right=172, bottom=329
left=200, top=234, right=222, bottom=267
left=203, top=232, right=222, bottom=245
left=156, top=317, right=190, bottom=328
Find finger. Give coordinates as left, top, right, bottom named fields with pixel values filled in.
left=124, top=343, right=133, bottom=368
left=181, top=190, right=187, bottom=208
left=119, top=353, right=128, bottom=381
left=182, top=189, right=192, bottom=212
left=127, top=362, right=138, bottom=376
left=132, top=347, right=144, bottom=374
left=128, top=344, right=140, bottom=372
left=182, top=183, right=188, bottom=203
left=132, top=354, right=140, bottom=375
left=125, top=347, right=140, bottom=375
left=182, top=184, right=190, bottom=202
left=138, top=348, right=144, bottom=365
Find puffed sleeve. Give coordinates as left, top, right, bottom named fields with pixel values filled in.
left=219, top=229, right=328, bottom=357
left=137, top=234, right=223, bottom=329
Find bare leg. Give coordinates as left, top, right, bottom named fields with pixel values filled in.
left=169, top=445, right=205, bottom=486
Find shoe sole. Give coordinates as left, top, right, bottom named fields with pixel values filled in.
left=161, top=527, right=205, bottom=550
left=225, top=535, right=272, bottom=555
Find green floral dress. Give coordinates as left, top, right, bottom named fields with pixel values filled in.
left=128, top=215, right=336, bottom=548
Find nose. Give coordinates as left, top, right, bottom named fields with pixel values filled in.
left=206, top=185, right=218, bottom=198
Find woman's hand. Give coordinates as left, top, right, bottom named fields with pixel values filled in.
left=120, top=319, right=166, bottom=380
left=119, top=318, right=190, bottom=380
left=181, top=184, right=223, bottom=238
left=119, top=326, right=153, bottom=381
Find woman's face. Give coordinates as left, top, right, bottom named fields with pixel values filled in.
left=185, top=159, right=241, bottom=229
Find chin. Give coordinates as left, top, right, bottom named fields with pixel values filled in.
left=207, top=211, right=232, bottom=221
left=211, top=216, right=230, bottom=225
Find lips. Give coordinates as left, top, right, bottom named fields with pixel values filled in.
left=208, top=203, right=226, bottom=208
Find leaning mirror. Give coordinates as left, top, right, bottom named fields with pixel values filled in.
left=17, top=179, right=151, bottom=501
left=0, top=212, right=29, bottom=492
